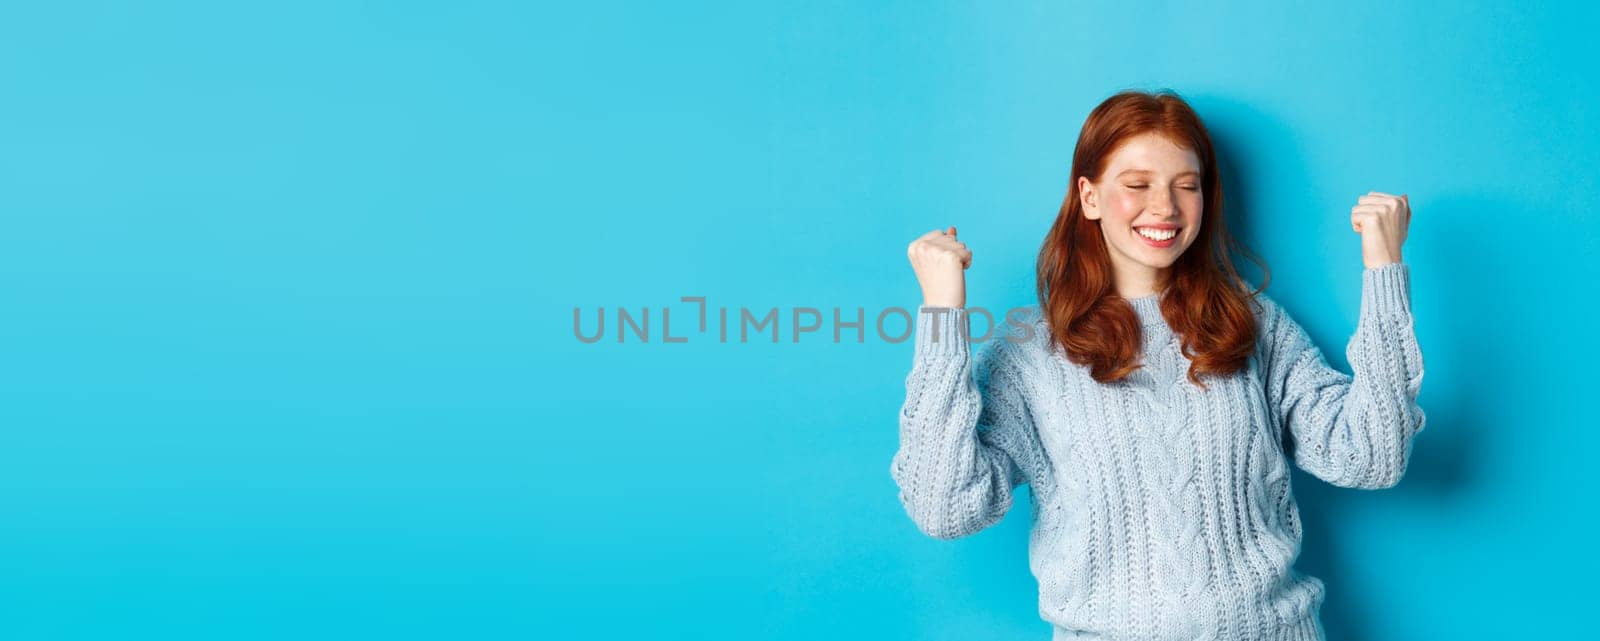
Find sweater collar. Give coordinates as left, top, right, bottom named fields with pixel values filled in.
left=1124, top=293, right=1166, bottom=328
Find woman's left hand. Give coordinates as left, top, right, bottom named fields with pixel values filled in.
left=1350, top=191, right=1410, bottom=268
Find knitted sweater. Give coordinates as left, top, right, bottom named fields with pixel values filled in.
left=889, top=263, right=1425, bottom=641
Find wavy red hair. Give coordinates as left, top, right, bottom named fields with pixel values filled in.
left=1036, top=90, right=1269, bottom=388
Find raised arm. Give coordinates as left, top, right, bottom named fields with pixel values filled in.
left=889, top=306, right=1050, bottom=539
left=1259, top=263, right=1427, bottom=489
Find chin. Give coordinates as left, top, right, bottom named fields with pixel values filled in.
left=1136, top=247, right=1188, bottom=270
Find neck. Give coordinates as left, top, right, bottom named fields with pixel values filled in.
left=1110, top=258, right=1168, bottom=299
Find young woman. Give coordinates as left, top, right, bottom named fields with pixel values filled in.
left=889, top=90, right=1424, bottom=641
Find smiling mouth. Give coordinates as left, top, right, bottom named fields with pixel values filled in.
left=1134, top=226, right=1180, bottom=248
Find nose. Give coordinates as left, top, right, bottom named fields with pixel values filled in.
left=1148, top=188, right=1175, bottom=216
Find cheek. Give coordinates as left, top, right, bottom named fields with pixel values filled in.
left=1107, top=193, right=1144, bottom=221
left=1183, top=194, right=1205, bottom=223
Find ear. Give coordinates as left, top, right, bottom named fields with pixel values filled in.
left=1078, top=176, right=1100, bottom=220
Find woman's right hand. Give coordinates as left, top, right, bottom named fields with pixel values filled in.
left=907, top=226, right=972, bottom=308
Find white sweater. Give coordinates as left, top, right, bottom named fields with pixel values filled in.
left=890, top=263, right=1426, bottom=641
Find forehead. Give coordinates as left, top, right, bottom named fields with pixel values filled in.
left=1105, top=132, right=1200, bottom=173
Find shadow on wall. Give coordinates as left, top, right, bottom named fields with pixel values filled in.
left=1203, top=94, right=1493, bottom=640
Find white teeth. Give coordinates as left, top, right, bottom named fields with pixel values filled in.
left=1137, top=227, right=1177, bottom=241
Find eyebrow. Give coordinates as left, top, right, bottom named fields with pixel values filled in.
left=1116, top=169, right=1200, bottom=179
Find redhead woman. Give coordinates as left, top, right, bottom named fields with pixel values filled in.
left=890, top=90, right=1424, bottom=641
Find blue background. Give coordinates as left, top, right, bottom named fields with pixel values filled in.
left=3, top=1, right=1596, bottom=639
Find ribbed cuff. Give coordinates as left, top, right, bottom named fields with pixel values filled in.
left=913, top=306, right=971, bottom=362
left=1360, top=262, right=1412, bottom=318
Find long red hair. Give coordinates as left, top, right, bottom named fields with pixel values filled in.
left=1036, top=90, right=1269, bottom=388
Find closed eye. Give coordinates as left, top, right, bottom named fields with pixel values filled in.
left=1126, top=183, right=1199, bottom=191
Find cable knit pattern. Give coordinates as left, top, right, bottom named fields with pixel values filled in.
left=889, top=263, right=1426, bottom=641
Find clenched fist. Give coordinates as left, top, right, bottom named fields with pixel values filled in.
left=1351, top=191, right=1411, bottom=268
left=907, top=226, right=972, bottom=308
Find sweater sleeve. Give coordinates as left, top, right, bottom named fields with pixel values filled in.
left=1261, top=262, right=1427, bottom=490
left=889, top=306, right=1048, bottom=540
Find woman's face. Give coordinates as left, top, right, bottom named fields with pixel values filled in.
left=1077, top=132, right=1205, bottom=287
